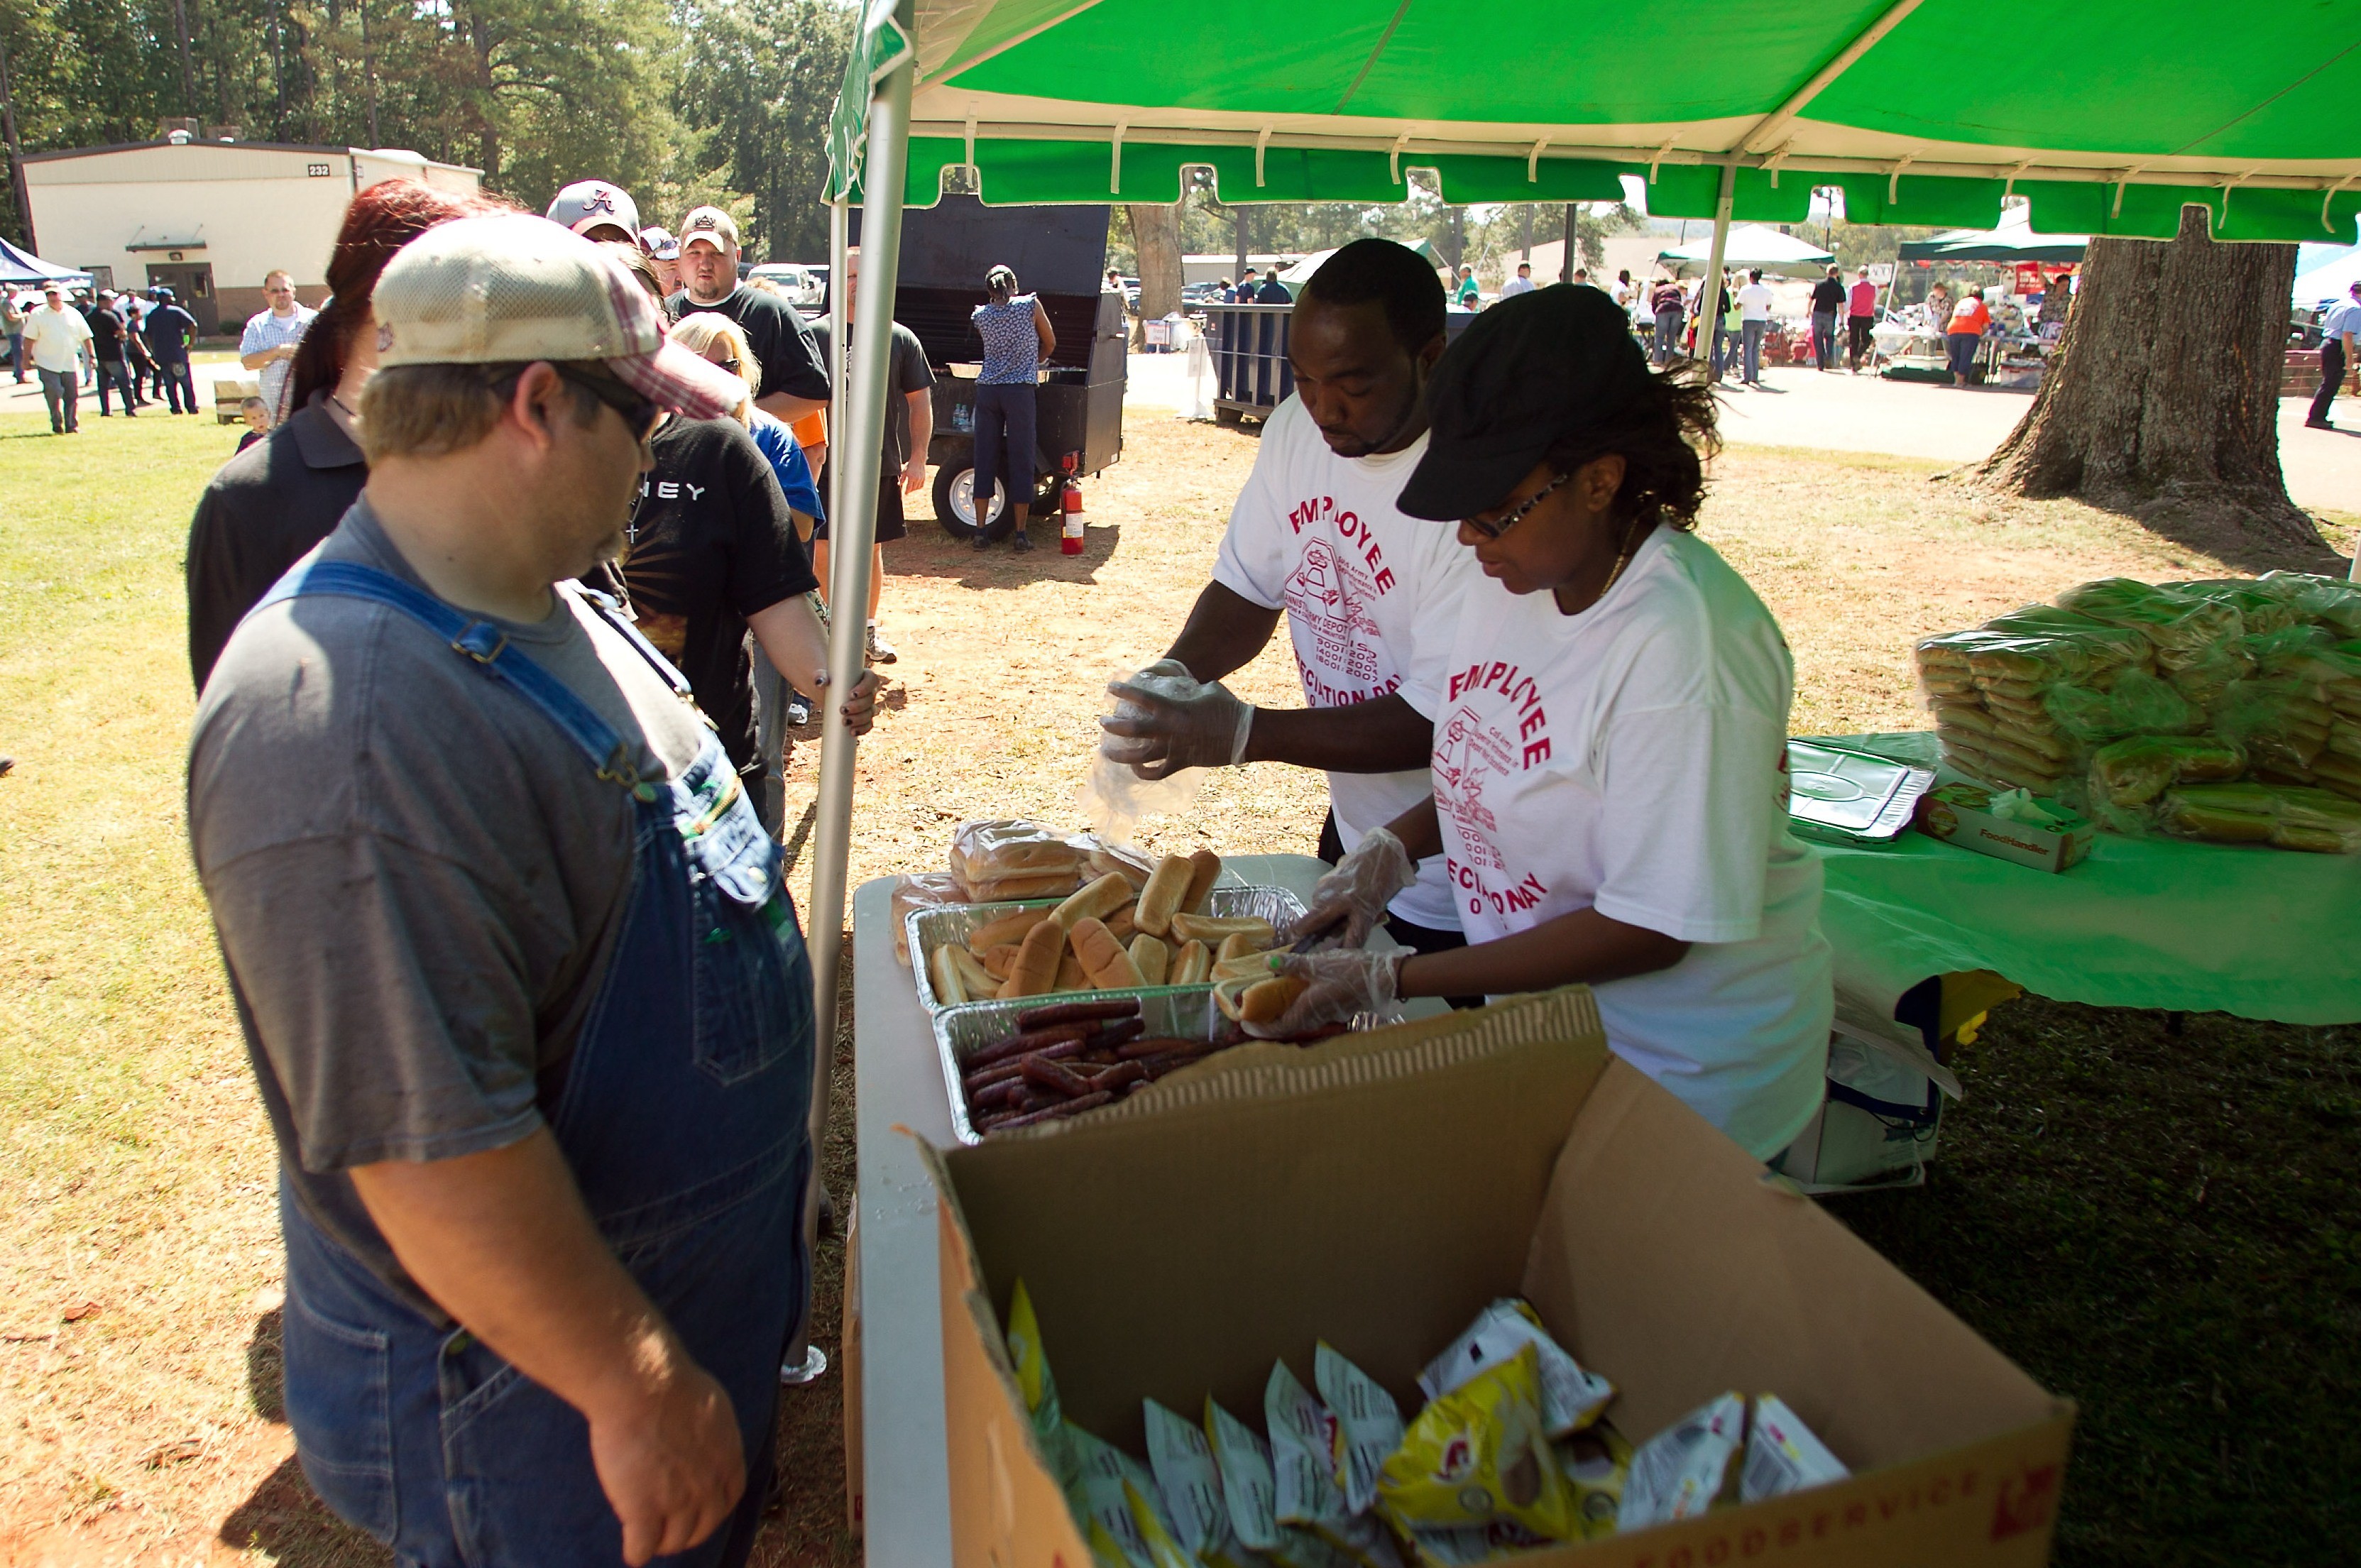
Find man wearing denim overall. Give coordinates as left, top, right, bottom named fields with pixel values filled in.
left=189, top=216, right=877, bottom=1567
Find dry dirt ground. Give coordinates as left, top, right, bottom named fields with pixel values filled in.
left=1, top=403, right=2352, bottom=1568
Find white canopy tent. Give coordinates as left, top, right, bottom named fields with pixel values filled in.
left=1658, top=222, right=1834, bottom=272
left=2295, top=246, right=2361, bottom=309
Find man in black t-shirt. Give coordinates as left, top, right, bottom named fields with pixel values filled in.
left=1809, top=265, right=1847, bottom=372
left=87, top=294, right=138, bottom=417
left=613, top=412, right=872, bottom=826
left=665, top=205, right=828, bottom=423
left=807, top=244, right=934, bottom=666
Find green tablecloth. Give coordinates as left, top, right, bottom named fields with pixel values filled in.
left=1811, top=737, right=2361, bottom=1026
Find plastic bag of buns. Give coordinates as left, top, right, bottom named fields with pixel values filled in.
left=951, top=818, right=1097, bottom=902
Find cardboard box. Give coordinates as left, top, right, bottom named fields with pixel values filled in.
left=926, top=990, right=2074, bottom=1567
left=1914, top=783, right=2094, bottom=872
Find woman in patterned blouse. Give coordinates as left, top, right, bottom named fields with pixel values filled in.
left=968, top=264, right=1056, bottom=552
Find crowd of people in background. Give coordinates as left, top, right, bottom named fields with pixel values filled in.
left=6, top=279, right=199, bottom=432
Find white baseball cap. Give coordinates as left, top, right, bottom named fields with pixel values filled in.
left=546, top=180, right=642, bottom=241
left=373, top=214, right=743, bottom=420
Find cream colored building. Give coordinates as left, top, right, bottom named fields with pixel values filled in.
left=22, top=140, right=480, bottom=336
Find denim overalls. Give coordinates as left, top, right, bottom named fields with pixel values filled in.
left=255, top=560, right=814, bottom=1567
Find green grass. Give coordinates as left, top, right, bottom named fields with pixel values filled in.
left=1841, top=1000, right=2361, bottom=1565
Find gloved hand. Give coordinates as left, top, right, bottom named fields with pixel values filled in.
left=1242, top=948, right=1401, bottom=1039
left=1096, top=659, right=1254, bottom=780
left=1289, top=828, right=1415, bottom=950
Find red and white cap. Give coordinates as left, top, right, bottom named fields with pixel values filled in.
left=373, top=214, right=743, bottom=421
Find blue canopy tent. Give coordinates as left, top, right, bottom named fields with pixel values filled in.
left=0, top=237, right=92, bottom=289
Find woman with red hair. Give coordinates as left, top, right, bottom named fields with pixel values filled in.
left=185, top=179, right=513, bottom=687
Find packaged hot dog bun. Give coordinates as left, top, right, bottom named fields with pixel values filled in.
left=1071, top=917, right=1146, bottom=989
left=1183, top=849, right=1224, bottom=914
left=953, top=818, right=1093, bottom=882
left=1171, top=940, right=1212, bottom=985
left=1130, top=934, right=1170, bottom=987
left=1054, top=871, right=1136, bottom=931
left=1103, top=902, right=1141, bottom=944
left=970, top=907, right=1052, bottom=950
left=1088, top=844, right=1156, bottom=892
left=891, top=872, right=966, bottom=965
left=1000, top=919, right=1067, bottom=999
left=1134, top=855, right=1194, bottom=937
left=1172, top=913, right=1275, bottom=945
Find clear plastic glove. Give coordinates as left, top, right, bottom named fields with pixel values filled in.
left=1289, top=828, right=1415, bottom=950
left=1095, top=659, right=1255, bottom=780
left=1243, top=949, right=1401, bottom=1039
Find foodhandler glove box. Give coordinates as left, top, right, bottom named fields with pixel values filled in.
left=922, top=989, right=2075, bottom=1567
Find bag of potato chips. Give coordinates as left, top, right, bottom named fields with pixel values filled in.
left=1266, top=1360, right=1350, bottom=1530
left=1005, top=1282, right=1072, bottom=1484
left=1616, top=1393, right=1744, bottom=1533
left=1555, top=1423, right=1633, bottom=1540
left=1376, top=1343, right=1579, bottom=1543
left=1207, top=1396, right=1283, bottom=1552
left=1315, top=1342, right=1405, bottom=1517
left=1417, top=1298, right=1614, bottom=1438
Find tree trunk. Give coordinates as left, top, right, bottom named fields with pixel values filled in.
left=1975, top=204, right=2321, bottom=550
left=468, top=8, right=500, bottom=183
left=1129, top=202, right=1182, bottom=318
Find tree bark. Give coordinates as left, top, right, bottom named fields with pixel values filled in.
left=1975, top=204, right=2321, bottom=551
left=1129, top=202, right=1182, bottom=318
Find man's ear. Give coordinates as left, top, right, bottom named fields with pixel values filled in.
left=508, top=362, right=566, bottom=454
left=1417, top=331, right=1447, bottom=375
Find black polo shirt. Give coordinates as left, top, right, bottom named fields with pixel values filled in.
left=186, top=395, right=368, bottom=689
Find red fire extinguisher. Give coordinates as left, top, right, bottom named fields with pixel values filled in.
left=1060, top=481, right=1086, bottom=554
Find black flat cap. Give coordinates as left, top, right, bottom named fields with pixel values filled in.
left=1399, top=283, right=1655, bottom=520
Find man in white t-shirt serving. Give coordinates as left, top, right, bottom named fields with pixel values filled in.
left=1100, top=240, right=1479, bottom=964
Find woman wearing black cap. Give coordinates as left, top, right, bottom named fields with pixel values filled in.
left=1273, top=285, right=1833, bottom=1161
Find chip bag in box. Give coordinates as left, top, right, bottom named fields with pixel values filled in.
left=1376, top=1342, right=1579, bottom=1542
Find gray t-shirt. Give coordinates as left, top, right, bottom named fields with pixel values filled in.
left=188, top=499, right=705, bottom=1305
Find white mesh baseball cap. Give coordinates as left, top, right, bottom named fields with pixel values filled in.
left=373, top=214, right=743, bottom=420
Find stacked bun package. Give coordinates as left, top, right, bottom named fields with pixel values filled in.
left=1914, top=572, right=2361, bottom=852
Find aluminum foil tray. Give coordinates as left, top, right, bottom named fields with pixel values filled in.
left=932, top=989, right=1226, bottom=1144
left=906, top=884, right=1308, bottom=1014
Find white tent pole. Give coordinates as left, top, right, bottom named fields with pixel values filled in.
left=787, top=14, right=912, bottom=1378
left=828, top=197, right=850, bottom=532
left=1694, top=159, right=1735, bottom=366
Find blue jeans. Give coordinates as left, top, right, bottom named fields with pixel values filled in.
left=153, top=358, right=196, bottom=412
left=94, top=358, right=136, bottom=415
left=6, top=332, right=21, bottom=379
left=1742, top=319, right=1768, bottom=383
left=38, top=367, right=77, bottom=430
left=1947, top=331, right=1981, bottom=378
left=1651, top=312, right=1682, bottom=364
left=970, top=380, right=1037, bottom=530
left=1811, top=312, right=1838, bottom=369
left=262, top=562, right=815, bottom=1568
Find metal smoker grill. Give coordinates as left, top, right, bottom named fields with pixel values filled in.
left=880, top=195, right=1127, bottom=542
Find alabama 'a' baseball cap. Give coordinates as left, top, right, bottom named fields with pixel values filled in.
left=373, top=214, right=743, bottom=420
left=546, top=180, right=642, bottom=241
left=679, top=206, right=740, bottom=252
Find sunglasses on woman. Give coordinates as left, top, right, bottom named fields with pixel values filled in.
left=1463, top=471, right=1572, bottom=541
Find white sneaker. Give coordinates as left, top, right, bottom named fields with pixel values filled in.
left=865, top=624, right=898, bottom=664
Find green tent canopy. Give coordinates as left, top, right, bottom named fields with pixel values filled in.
left=836, top=0, right=2361, bottom=244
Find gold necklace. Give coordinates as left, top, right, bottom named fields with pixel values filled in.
left=1577, top=517, right=1650, bottom=611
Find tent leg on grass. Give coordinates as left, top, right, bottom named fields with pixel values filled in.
left=784, top=33, right=912, bottom=1381
left=1698, top=161, right=1735, bottom=369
